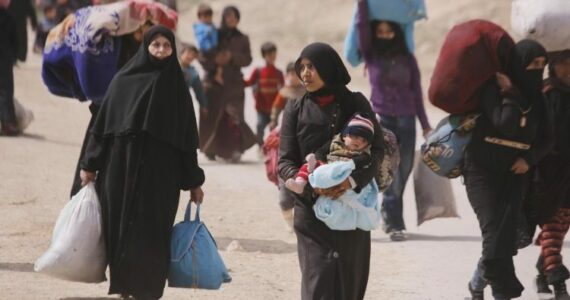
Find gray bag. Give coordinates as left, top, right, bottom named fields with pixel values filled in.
left=413, top=151, right=459, bottom=226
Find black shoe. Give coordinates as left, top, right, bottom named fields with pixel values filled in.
left=554, top=282, right=570, bottom=300
left=205, top=153, right=216, bottom=161
left=468, top=281, right=484, bottom=300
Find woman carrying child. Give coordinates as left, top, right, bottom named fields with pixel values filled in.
left=279, top=42, right=384, bottom=300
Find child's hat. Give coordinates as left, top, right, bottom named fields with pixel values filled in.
left=342, top=113, right=374, bottom=143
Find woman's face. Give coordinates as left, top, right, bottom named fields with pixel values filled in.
left=526, top=56, right=547, bottom=70
left=298, top=58, right=325, bottom=92
left=375, top=22, right=395, bottom=40
left=148, top=35, right=173, bottom=60
left=224, top=11, right=239, bottom=29
left=554, top=57, right=570, bottom=86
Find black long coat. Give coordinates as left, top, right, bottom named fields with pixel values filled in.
left=8, top=0, right=36, bottom=62
left=279, top=89, right=384, bottom=300
left=81, top=133, right=204, bottom=299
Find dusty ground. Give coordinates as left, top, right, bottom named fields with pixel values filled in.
left=0, top=0, right=559, bottom=299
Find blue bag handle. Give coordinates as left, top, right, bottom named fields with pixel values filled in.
left=184, top=202, right=201, bottom=222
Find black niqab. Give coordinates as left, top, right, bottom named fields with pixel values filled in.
left=295, top=42, right=351, bottom=89
left=508, top=39, right=547, bottom=103
left=370, top=20, right=409, bottom=57
left=90, top=25, right=198, bottom=151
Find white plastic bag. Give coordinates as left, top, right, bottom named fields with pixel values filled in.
left=413, top=152, right=459, bottom=226
left=34, top=183, right=106, bottom=283
left=511, top=0, right=570, bottom=52
left=14, top=98, right=34, bottom=131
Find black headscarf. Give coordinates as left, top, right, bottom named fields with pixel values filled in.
left=294, top=42, right=351, bottom=95
left=508, top=39, right=547, bottom=103
left=90, top=25, right=198, bottom=151
left=370, top=20, right=409, bottom=57
left=218, top=6, right=243, bottom=43
left=547, top=50, right=570, bottom=93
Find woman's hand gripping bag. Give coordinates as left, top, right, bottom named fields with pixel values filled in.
left=34, top=183, right=106, bottom=283
left=169, top=203, right=231, bottom=289
left=420, top=114, right=478, bottom=178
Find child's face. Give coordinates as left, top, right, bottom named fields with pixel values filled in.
left=45, top=8, right=57, bottom=20
left=344, top=134, right=369, bottom=151
left=180, top=49, right=197, bottom=65
left=554, top=58, right=570, bottom=87
left=286, top=70, right=301, bottom=86
left=264, top=51, right=277, bottom=65
left=199, top=14, right=213, bottom=25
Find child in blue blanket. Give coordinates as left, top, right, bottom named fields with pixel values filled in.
left=285, top=113, right=374, bottom=194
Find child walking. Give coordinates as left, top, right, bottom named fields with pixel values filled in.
left=34, top=4, right=58, bottom=53
left=269, top=62, right=306, bottom=129
left=244, top=42, right=284, bottom=146
left=193, top=3, right=223, bottom=85
left=180, top=44, right=207, bottom=115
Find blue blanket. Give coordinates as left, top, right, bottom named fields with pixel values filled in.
left=309, top=160, right=381, bottom=231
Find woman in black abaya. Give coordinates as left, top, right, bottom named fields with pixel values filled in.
left=79, top=25, right=205, bottom=300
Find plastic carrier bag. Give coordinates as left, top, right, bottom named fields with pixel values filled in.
left=34, top=183, right=106, bottom=283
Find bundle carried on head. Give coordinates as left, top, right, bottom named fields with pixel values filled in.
left=428, top=20, right=514, bottom=114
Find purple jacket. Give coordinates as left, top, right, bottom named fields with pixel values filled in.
left=356, top=0, right=430, bottom=130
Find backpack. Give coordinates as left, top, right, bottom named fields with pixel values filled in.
left=428, top=20, right=514, bottom=114
left=420, top=114, right=479, bottom=178
left=168, top=203, right=232, bottom=289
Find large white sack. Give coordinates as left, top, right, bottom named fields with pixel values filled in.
left=511, top=0, right=570, bottom=51
left=34, top=183, right=106, bottom=283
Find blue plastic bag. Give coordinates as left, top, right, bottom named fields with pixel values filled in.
left=420, top=114, right=479, bottom=178
left=168, top=203, right=231, bottom=289
left=343, top=0, right=427, bottom=67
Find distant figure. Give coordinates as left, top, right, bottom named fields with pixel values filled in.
left=244, top=41, right=284, bottom=147
left=269, top=62, right=305, bottom=129
left=79, top=25, right=205, bottom=299
left=356, top=0, right=431, bottom=241
left=193, top=3, right=223, bottom=85
left=180, top=44, right=208, bottom=115
left=199, top=5, right=255, bottom=162
left=8, top=0, right=37, bottom=62
left=33, top=4, right=57, bottom=53
left=0, top=0, right=19, bottom=136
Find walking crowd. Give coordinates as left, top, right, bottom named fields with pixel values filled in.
left=2, top=0, right=570, bottom=299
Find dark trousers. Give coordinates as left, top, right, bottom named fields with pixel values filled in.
left=464, top=154, right=525, bottom=299
left=0, top=62, right=15, bottom=124
left=379, top=115, right=416, bottom=232
left=70, top=104, right=100, bottom=198
left=256, top=112, right=271, bottom=146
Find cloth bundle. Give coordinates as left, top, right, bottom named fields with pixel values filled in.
left=42, top=0, right=177, bottom=104
left=343, top=0, right=427, bottom=67
left=310, top=160, right=381, bottom=231
left=511, top=0, right=570, bottom=52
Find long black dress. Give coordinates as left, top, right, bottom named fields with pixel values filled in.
left=80, top=26, right=205, bottom=299
left=279, top=43, right=384, bottom=300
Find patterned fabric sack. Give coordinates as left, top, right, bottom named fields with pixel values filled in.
left=376, top=127, right=400, bottom=192
left=420, top=114, right=479, bottom=178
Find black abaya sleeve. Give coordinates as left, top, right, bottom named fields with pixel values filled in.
left=180, top=149, right=205, bottom=190
left=279, top=100, right=301, bottom=180
left=79, top=134, right=108, bottom=172
left=521, top=99, right=555, bottom=166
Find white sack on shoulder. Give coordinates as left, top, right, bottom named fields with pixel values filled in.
left=34, top=183, right=106, bottom=283
left=511, top=0, right=570, bottom=52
